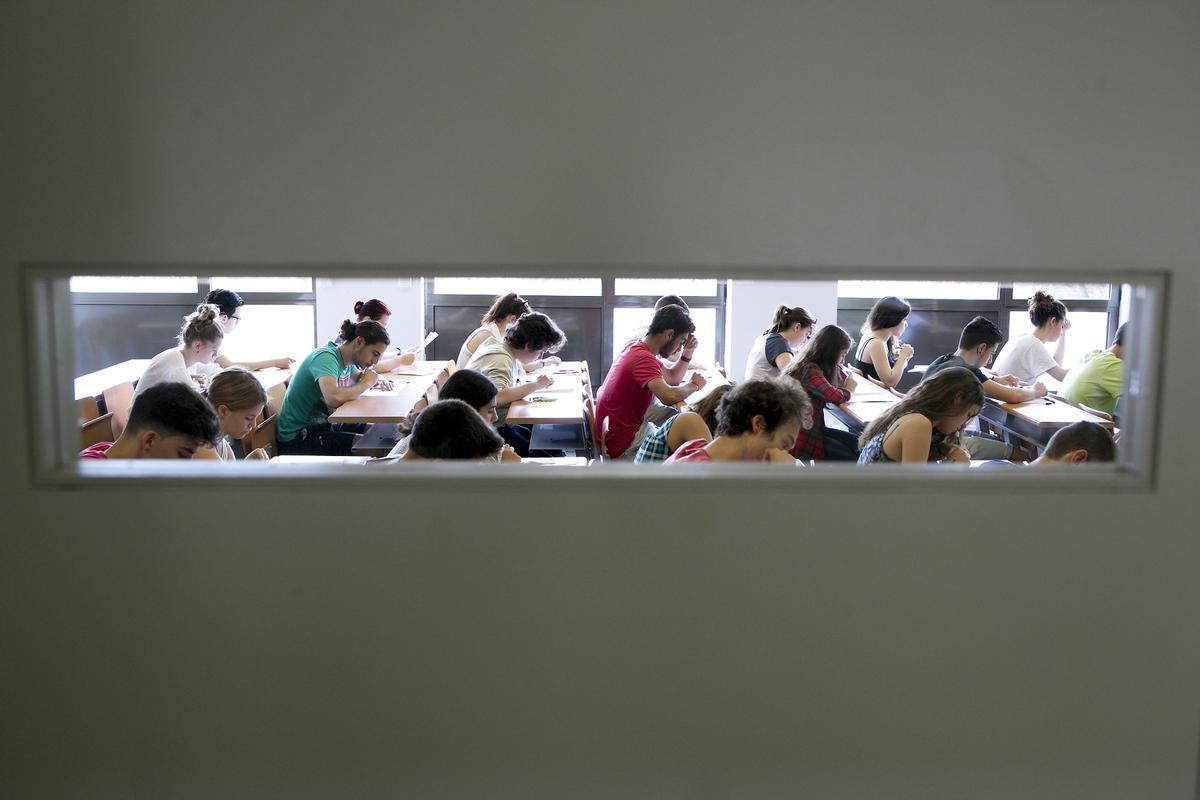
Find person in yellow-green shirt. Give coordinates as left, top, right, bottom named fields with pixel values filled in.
left=1061, top=323, right=1126, bottom=415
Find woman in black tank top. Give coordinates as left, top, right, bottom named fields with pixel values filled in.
left=856, top=296, right=915, bottom=388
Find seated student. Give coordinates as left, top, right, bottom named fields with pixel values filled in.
left=664, top=379, right=811, bottom=464
left=980, top=421, right=1117, bottom=468
left=464, top=312, right=567, bottom=456
left=1035, top=421, right=1117, bottom=464
left=922, top=316, right=1051, bottom=459
left=782, top=324, right=861, bottom=461
left=80, top=383, right=221, bottom=460
left=857, top=367, right=984, bottom=465
left=620, top=294, right=697, bottom=426
left=743, top=305, right=816, bottom=380
left=135, top=304, right=225, bottom=396
left=632, top=383, right=732, bottom=463
left=387, top=369, right=521, bottom=462
left=993, top=290, right=1072, bottom=383
left=456, top=293, right=560, bottom=372
left=853, top=296, right=916, bottom=388
left=276, top=320, right=393, bottom=455
left=194, top=367, right=271, bottom=461
left=597, top=304, right=707, bottom=459
left=1061, top=323, right=1126, bottom=415
left=202, top=289, right=295, bottom=372
left=399, top=399, right=507, bottom=461
left=332, top=298, right=419, bottom=373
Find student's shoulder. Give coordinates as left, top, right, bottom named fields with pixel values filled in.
left=894, top=412, right=933, bottom=433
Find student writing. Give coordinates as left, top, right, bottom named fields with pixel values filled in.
left=135, top=304, right=224, bottom=396
left=664, top=379, right=811, bottom=464
left=857, top=367, right=984, bottom=464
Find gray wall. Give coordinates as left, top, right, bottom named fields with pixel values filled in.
left=4, top=2, right=1200, bottom=798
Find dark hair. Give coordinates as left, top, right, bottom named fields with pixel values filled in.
left=353, top=299, right=392, bottom=321
left=785, top=324, right=853, bottom=386
left=654, top=295, right=690, bottom=312
left=126, top=383, right=222, bottom=446
left=338, top=319, right=391, bottom=347
left=204, top=289, right=244, bottom=318
left=858, top=366, right=984, bottom=449
left=408, top=399, right=505, bottom=460
left=687, top=383, right=732, bottom=433
left=483, top=293, right=532, bottom=325
left=763, top=305, right=817, bottom=336
left=1028, top=291, right=1068, bottom=328
left=864, top=296, right=911, bottom=333
left=439, top=368, right=498, bottom=410
left=1113, top=322, right=1127, bottom=347
left=959, top=316, right=1004, bottom=350
left=1043, top=421, right=1116, bottom=462
left=178, top=304, right=225, bottom=347
left=207, top=367, right=267, bottom=412
left=504, top=312, right=566, bottom=353
left=647, top=304, right=696, bottom=338
left=714, top=379, right=812, bottom=437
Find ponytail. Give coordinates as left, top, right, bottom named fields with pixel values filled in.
left=179, top=303, right=225, bottom=347
left=353, top=298, right=392, bottom=321
left=482, top=293, right=532, bottom=325
left=763, top=304, right=817, bottom=336
left=338, top=318, right=391, bottom=347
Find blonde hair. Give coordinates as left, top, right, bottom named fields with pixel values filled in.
left=178, top=303, right=225, bottom=347
left=206, top=367, right=267, bottom=412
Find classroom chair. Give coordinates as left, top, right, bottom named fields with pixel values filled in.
left=78, top=396, right=101, bottom=425
left=80, top=412, right=115, bottom=449
left=243, top=414, right=278, bottom=459
left=102, top=381, right=135, bottom=440
left=265, top=381, right=287, bottom=419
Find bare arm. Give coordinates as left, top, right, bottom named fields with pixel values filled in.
left=884, top=414, right=934, bottom=464
left=1044, top=364, right=1069, bottom=382
left=772, top=352, right=794, bottom=372
left=462, top=329, right=495, bottom=364
left=377, top=353, right=416, bottom=372
left=646, top=375, right=703, bottom=406
left=496, top=374, right=552, bottom=406
left=865, top=339, right=911, bottom=388
left=317, top=371, right=377, bottom=409
left=661, top=334, right=699, bottom=384
left=982, top=378, right=1047, bottom=404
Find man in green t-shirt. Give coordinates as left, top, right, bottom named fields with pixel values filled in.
left=1061, top=323, right=1125, bottom=415
left=277, top=319, right=392, bottom=455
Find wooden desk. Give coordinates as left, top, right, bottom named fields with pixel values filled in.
left=982, top=395, right=1113, bottom=450
left=845, top=377, right=897, bottom=401
left=833, top=398, right=898, bottom=430
left=506, top=362, right=588, bottom=426
left=251, top=366, right=293, bottom=391
left=328, top=361, right=449, bottom=424
left=75, top=359, right=150, bottom=401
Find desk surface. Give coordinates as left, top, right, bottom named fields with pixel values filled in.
left=269, top=455, right=372, bottom=465
left=506, top=363, right=587, bottom=425
left=251, top=366, right=293, bottom=390
left=994, top=396, right=1114, bottom=429
left=327, top=361, right=449, bottom=424
left=684, top=369, right=732, bottom=406
left=836, top=398, right=898, bottom=428
left=75, top=359, right=150, bottom=400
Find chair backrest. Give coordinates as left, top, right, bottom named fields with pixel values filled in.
left=266, top=381, right=287, bottom=419
left=78, top=396, right=101, bottom=425
left=583, top=394, right=600, bottom=460
left=434, top=360, right=456, bottom=390
left=245, top=414, right=278, bottom=459
left=80, top=412, right=115, bottom=449
left=102, top=382, right=136, bottom=440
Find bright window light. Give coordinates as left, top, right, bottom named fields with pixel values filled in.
left=837, top=281, right=998, bottom=299
left=614, top=279, right=721, bottom=297
left=1011, top=283, right=1111, bottom=301
left=1007, top=310, right=1111, bottom=370
left=432, top=278, right=602, bottom=296
left=219, top=305, right=316, bottom=363
left=209, top=277, right=313, bottom=294
left=613, top=307, right=719, bottom=368
left=70, top=276, right=199, bottom=293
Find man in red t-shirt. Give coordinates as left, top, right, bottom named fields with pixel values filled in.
left=596, top=304, right=707, bottom=458
left=79, top=383, right=222, bottom=460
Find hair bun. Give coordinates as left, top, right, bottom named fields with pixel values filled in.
left=194, top=303, right=218, bottom=321
left=353, top=300, right=365, bottom=315
left=1030, top=290, right=1055, bottom=309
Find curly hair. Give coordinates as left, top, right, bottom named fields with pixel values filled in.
left=504, top=312, right=566, bottom=353
left=1028, top=290, right=1068, bottom=328
left=714, top=379, right=812, bottom=437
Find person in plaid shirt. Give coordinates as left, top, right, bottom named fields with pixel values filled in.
left=782, top=325, right=861, bottom=461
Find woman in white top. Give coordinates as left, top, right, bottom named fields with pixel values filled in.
left=194, top=367, right=271, bottom=461
left=455, top=293, right=559, bottom=372
left=743, top=304, right=816, bottom=380
left=135, top=304, right=225, bottom=397
left=992, top=290, right=1072, bottom=383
